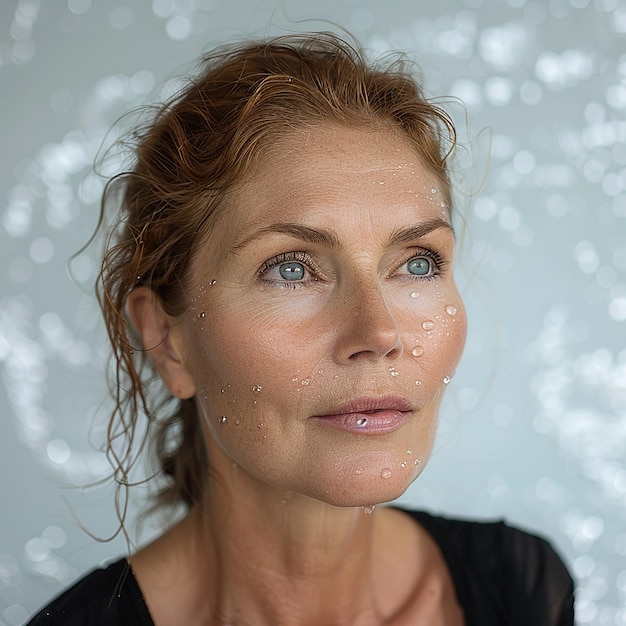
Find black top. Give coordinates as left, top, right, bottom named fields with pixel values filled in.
left=28, top=509, right=574, bottom=625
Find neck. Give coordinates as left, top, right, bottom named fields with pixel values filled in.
left=190, top=464, right=384, bottom=625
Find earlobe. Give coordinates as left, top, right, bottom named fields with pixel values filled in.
left=127, top=287, right=196, bottom=399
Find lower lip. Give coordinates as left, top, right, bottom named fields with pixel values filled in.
left=312, top=410, right=408, bottom=434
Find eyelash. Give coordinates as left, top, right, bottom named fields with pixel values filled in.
left=258, top=247, right=445, bottom=289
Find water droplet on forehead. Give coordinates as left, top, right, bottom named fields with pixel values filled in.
left=445, top=305, right=457, bottom=316
left=412, top=346, right=424, bottom=357
left=252, top=385, right=262, bottom=393
left=422, top=320, right=434, bottom=330
left=381, top=468, right=392, bottom=479
left=410, top=291, right=420, bottom=299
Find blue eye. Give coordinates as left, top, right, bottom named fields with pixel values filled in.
left=279, top=262, right=305, bottom=281
left=407, top=257, right=432, bottom=276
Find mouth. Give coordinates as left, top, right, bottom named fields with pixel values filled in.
left=311, top=395, right=412, bottom=434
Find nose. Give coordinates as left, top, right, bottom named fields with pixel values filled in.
left=332, top=280, right=402, bottom=364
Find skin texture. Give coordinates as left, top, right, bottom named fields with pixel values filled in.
left=128, top=124, right=467, bottom=625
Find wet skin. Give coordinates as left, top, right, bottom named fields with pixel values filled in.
left=167, top=123, right=467, bottom=510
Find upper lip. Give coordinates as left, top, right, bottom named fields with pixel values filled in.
left=313, top=394, right=413, bottom=417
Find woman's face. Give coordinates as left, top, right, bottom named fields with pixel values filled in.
left=178, top=124, right=466, bottom=508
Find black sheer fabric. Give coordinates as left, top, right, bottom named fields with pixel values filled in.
left=28, top=509, right=574, bottom=625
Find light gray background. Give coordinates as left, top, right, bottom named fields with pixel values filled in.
left=1, top=0, right=625, bottom=623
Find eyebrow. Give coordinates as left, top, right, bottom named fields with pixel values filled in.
left=231, top=217, right=453, bottom=251
left=387, top=218, right=455, bottom=245
left=232, top=223, right=342, bottom=250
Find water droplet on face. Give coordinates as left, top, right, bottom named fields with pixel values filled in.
left=414, top=459, right=421, bottom=466
left=252, top=385, right=263, bottom=393
left=443, top=376, right=451, bottom=385
left=301, top=378, right=310, bottom=386
left=388, top=367, right=400, bottom=377
left=445, top=305, right=457, bottom=316
left=406, top=450, right=413, bottom=455
left=415, top=380, right=422, bottom=386
left=422, top=320, right=434, bottom=330
left=381, top=468, right=392, bottom=479
left=356, top=417, right=368, bottom=427
left=411, top=346, right=424, bottom=357
left=400, top=461, right=407, bottom=468
left=198, top=311, right=206, bottom=318
left=208, top=279, right=217, bottom=286
left=234, top=418, right=241, bottom=425
left=257, top=423, right=264, bottom=429
left=219, top=415, right=227, bottom=423
left=355, top=468, right=363, bottom=475
left=431, top=187, right=438, bottom=194
left=410, top=291, right=420, bottom=299
left=362, top=505, right=376, bottom=514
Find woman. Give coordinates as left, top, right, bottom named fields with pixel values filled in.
left=29, top=33, right=574, bottom=625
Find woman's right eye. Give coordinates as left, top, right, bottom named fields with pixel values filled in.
left=276, top=261, right=306, bottom=281
left=259, top=253, right=317, bottom=287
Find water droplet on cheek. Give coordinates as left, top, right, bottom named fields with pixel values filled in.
left=252, top=385, right=263, bottom=393
left=381, top=468, right=392, bottom=479
left=411, top=346, right=424, bottom=357
left=421, top=320, right=434, bottom=330
left=198, top=311, right=206, bottom=319
left=389, top=367, right=399, bottom=377
left=410, top=291, right=420, bottom=299
left=445, top=305, right=457, bottom=316
left=219, top=416, right=227, bottom=423
left=415, top=380, right=422, bottom=386
left=301, top=378, right=310, bottom=386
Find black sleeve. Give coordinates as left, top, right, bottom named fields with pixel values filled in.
left=27, top=559, right=153, bottom=626
left=506, top=525, right=575, bottom=626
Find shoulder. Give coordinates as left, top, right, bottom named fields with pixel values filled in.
left=400, top=508, right=575, bottom=626
left=27, top=558, right=153, bottom=626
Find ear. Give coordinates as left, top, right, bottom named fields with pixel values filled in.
left=127, top=286, right=196, bottom=399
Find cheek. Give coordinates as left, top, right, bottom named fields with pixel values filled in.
left=398, top=286, right=467, bottom=385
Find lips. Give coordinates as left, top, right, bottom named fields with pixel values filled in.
left=311, top=395, right=412, bottom=434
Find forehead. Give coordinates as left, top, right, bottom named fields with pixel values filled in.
left=211, top=124, right=450, bottom=250
left=252, top=124, right=442, bottom=197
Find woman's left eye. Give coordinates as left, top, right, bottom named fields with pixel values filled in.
left=397, top=250, right=443, bottom=279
